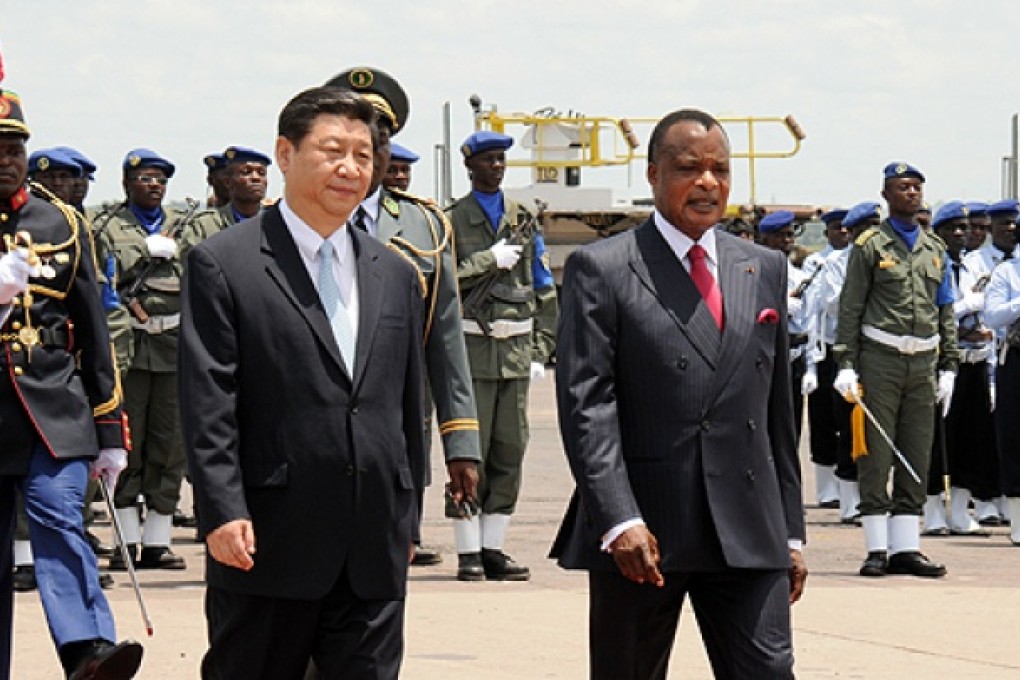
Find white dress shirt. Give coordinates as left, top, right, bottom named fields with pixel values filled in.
left=358, top=186, right=382, bottom=239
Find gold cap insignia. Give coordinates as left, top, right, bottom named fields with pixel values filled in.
left=37, top=157, right=50, bottom=171
left=225, top=148, right=236, bottom=160
left=895, top=163, right=907, bottom=175
left=461, top=144, right=472, bottom=157
left=128, top=154, right=141, bottom=167
left=349, top=68, right=374, bottom=89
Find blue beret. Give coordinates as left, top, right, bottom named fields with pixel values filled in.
left=123, top=148, right=175, bottom=178
left=223, top=146, right=272, bottom=167
left=52, top=146, right=96, bottom=180
left=820, top=208, right=848, bottom=225
left=987, top=199, right=1020, bottom=218
left=843, top=202, right=881, bottom=228
left=965, top=201, right=988, bottom=217
left=203, top=153, right=227, bottom=171
left=461, top=131, right=513, bottom=158
left=932, top=201, right=968, bottom=229
left=28, top=148, right=83, bottom=177
left=388, top=142, right=419, bottom=164
left=758, top=210, right=795, bottom=233
left=883, top=161, right=925, bottom=183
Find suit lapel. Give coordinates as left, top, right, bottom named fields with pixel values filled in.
left=260, top=207, right=348, bottom=378
left=707, top=233, right=759, bottom=403
left=630, top=221, right=719, bottom=369
left=351, top=229, right=383, bottom=392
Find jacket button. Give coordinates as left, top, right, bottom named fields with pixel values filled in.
left=14, top=367, right=23, bottom=376
left=345, top=464, right=355, bottom=476
left=701, top=420, right=710, bottom=431
left=677, top=356, right=688, bottom=369
left=747, top=419, right=756, bottom=431
left=11, top=343, right=20, bottom=352
left=746, top=470, right=755, bottom=481
left=11, top=321, right=20, bottom=330
left=351, top=406, right=359, bottom=415
left=756, top=356, right=763, bottom=366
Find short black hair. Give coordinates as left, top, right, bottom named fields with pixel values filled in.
left=277, top=87, right=379, bottom=149
left=647, top=109, right=726, bottom=166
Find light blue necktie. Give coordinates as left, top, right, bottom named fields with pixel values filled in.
left=317, top=240, right=356, bottom=372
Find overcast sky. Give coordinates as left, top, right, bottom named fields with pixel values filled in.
left=4, top=1, right=1020, bottom=211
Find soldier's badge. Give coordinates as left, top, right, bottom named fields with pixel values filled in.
left=878, top=254, right=897, bottom=269
left=383, top=195, right=400, bottom=218
left=896, top=163, right=907, bottom=175
left=225, top=148, right=236, bottom=160
left=37, top=157, right=50, bottom=171
left=349, top=68, right=374, bottom=89
left=128, top=154, right=141, bottom=167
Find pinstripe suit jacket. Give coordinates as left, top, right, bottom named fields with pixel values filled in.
left=551, top=221, right=805, bottom=572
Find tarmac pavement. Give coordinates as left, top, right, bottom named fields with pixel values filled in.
left=12, top=376, right=1020, bottom=678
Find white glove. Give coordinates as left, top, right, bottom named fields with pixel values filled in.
left=801, top=366, right=818, bottom=395
left=833, top=368, right=860, bottom=400
left=490, top=239, right=522, bottom=270
left=144, top=234, right=177, bottom=259
left=90, top=448, right=128, bottom=488
left=787, top=295, right=804, bottom=318
left=961, top=291, right=984, bottom=314
left=530, top=361, right=546, bottom=381
left=0, top=248, right=35, bottom=305
left=937, top=370, right=956, bottom=417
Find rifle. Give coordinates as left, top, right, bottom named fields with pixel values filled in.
left=461, top=206, right=538, bottom=336
left=121, top=198, right=199, bottom=323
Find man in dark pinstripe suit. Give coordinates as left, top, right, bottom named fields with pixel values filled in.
left=551, top=109, right=807, bottom=680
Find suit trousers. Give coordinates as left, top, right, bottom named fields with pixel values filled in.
left=995, top=349, right=1020, bottom=497
left=807, top=352, right=839, bottom=466
left=588, top=568, right=794, bottom=680
left=472, top=377, right=530, bottom=515
left=938, top=361, right=998, bottom=500
left=117, top=368, right=186, bottom=514
left=0, top=442, right=116, bottom=678
left=202, top=566, right=405, bottom=680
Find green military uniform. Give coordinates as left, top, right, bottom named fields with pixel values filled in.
left=835, top=219, right=959, bottom=517
left=181, top=203, right=236, bottom=254
left=100, top=200, right=192, bottom=564
left=447, top=192, right=557, bottom=518
left=377, top=187, right=481, bottom=472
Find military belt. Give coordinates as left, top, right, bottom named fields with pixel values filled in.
left=959, top=346, right=992, bottom=364
left=862, top=325, right=939, bottom=355
left=0, top=324, right=70, bottom=349
left=131, top=313, right=180, bottom=334
left=462, top=318, right=533, bottom=339
left=488, top=283, right=534, bottom=304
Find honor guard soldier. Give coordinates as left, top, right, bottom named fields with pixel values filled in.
left=27, top=148, right=82, bottom=204
left=801, top=208, right=849, bottom=508
left=963, top=201, right=991, bottom=255
left=99, top=148, right=196, bottom=571
left=834, top=163, right=958, bottom=578
left=383, top=142, right=418, bottom=192
left=182, top=146, right=271, bottom=251
left=446, top=131, right=558, bottom=581
left=52, top=146, right=97, bottom=218
left=324, top=66, right=481, bottom=570
left=203, top=152, right=229, bottom=208
left=961, top=198, right=1018, bottom=524
left=0, top=89, right=143, bottom=680
left=923, top=202, right=997, bottom=535
left=983, top=241, right=1020, bottom=545
left=758, top=210, right=811, bottom=444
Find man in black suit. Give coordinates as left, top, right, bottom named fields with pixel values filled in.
left=551, top=109, right=807, bottom=680
left=179, top=87, right=426, bottom=680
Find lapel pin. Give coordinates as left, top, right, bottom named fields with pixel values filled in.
left=745, top=265, right=755, bottom=274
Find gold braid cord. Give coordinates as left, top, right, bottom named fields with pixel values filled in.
left=22, top=182, right=81, bottom=300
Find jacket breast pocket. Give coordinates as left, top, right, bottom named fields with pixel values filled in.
left=243, top=460, right=289, bottom=488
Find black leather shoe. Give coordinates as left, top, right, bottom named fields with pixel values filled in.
left=68, top=639, right=143, bottom=680
left=456, top=552, right=485, bottom=581
left=108, top=545, right=137, bottom=571
left=137, top=546, right=186, bottom=570
left=411, top=544, right=443, bottom=566
left=859, top=551, right=888, bottom=577
left=818, top=499, right=840, bottom=509
left=886, top=551, right=947, bottom=578
left=86, top=531, right=116, bottom=558
left=13, top=565, right=36, bottom=592
left=481, top=548, right=531, bottom=581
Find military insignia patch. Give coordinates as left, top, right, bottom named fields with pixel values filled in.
left=461, top=144, right=471, bottom=157
left=878, top=254, right=897, bottom=269
left=128, top=154, right=141, bottom=167
left=37, top=157, right=49, bottom=171
left=383, top=195, right=400, bottom=218
left=962, top=206, right=970, bottom=216
left=895, top=163, right=907, bottom=175
left=225, top=148, right=236, bottom=160
left=349, top=68, right=374, bottom=89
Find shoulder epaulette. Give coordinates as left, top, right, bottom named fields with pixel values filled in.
left=388, top=187, right=438, bottom=208
left=854, top=228, right=878, bottom=247
left=927, top=232, right=947, bottom=249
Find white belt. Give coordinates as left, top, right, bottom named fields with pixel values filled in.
left=462, top=318, right=533, bottom=339
left=862, top=325, right=939, bottom=355
left=960, top=346, right=992, bottom=364
left=131, top=313, right=180, bottom=334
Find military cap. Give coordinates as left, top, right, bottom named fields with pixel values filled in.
left=223, top=145, right=272, bottom=166
left=123, top=148, right=175, bottom=178
left=758, top=210, right=795, bottom=233
left=203, top=153, right=227, bottom=172
left=820, top=208, right=848, bottom=226
left=324, top=67, right=409, bottom=135
left=53, top=146, right=97, bottom=180
left=28, top=148, right=83, bottom=177
left=389, top=142, right=419, bottom=164
left=0, top=89, right=29, bottom=139
left=987, top=199, right=1019, bottom=218
left=932, top=201, right=968, bottom=229
left=965, top=201, right=988, bottom=217
left=461, top=131, right=513, bottom=158
left=883, top=161, right=925, bottom=183
left=843, top=201, right=881, bottom=228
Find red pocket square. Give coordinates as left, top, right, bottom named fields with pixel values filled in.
left=757, top=308, right=780, bottom=324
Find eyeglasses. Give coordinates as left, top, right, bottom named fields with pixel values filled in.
left=132, top=176, right=169, bottom=186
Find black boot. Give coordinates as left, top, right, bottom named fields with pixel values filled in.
left=481, top=548, right=530, bottom=581
left=108, top=544, right=137, bottom=571
left=62, top=639, right=143, bottom=680
left=456, top=552, right=485, bottom=581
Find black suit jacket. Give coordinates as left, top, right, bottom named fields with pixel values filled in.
left=179, top=205, right=425, bottom=601
left=551, top=221, right=805, bottom=573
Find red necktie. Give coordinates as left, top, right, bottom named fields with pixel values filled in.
left=688, top=244, right=724, bottom=330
